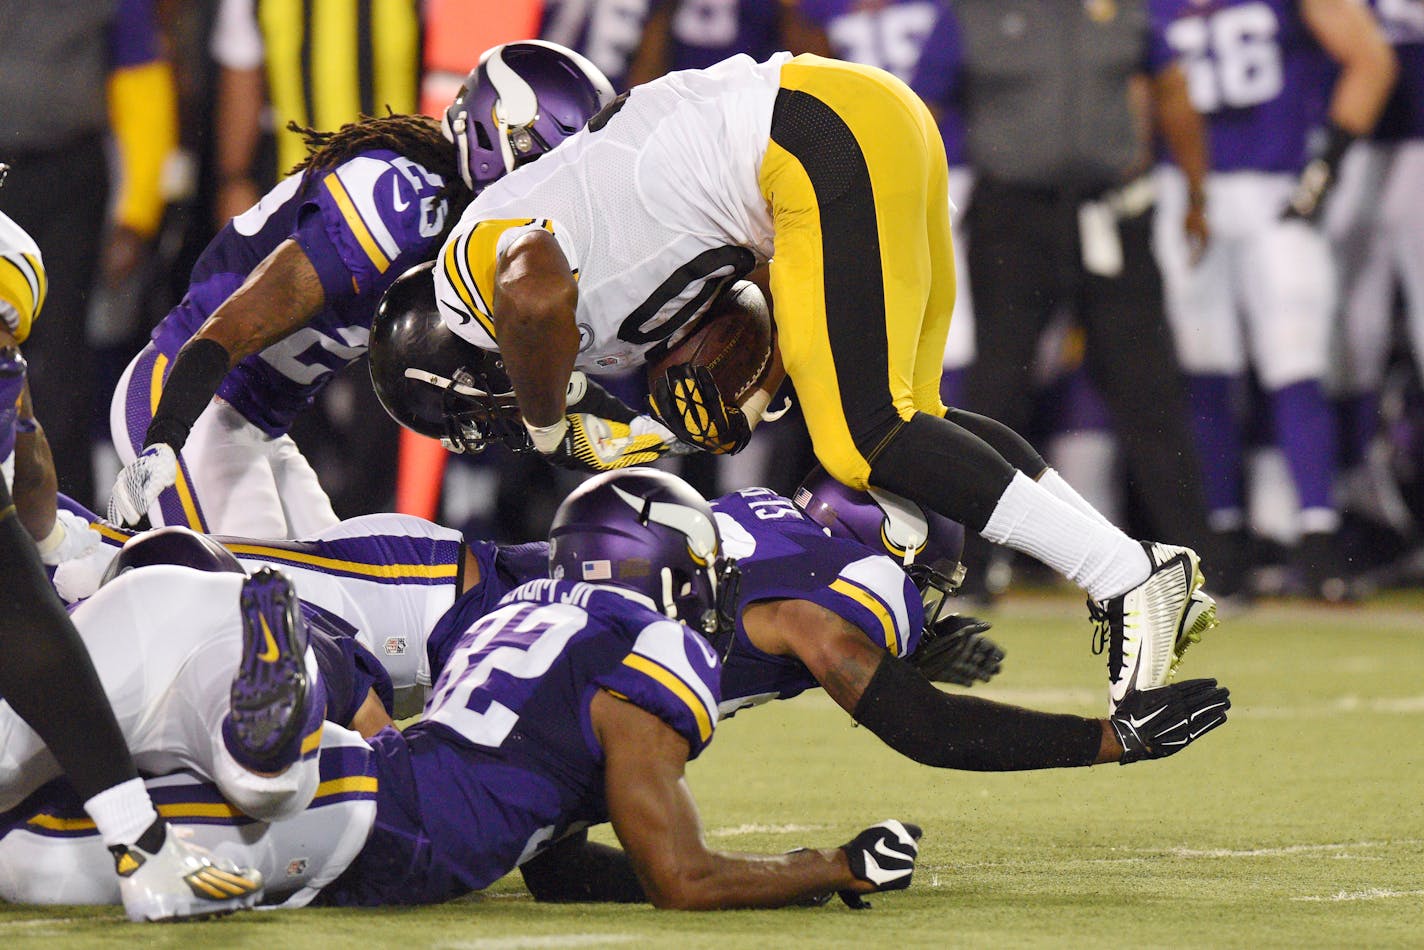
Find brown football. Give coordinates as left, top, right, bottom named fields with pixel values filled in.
left=646, top=279, right=776, bottom=407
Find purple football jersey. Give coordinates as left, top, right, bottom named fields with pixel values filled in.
left=540, top=0, right=655, bottom=91
left=1150, top=0, right=1335, bottom=172
left=801, top=0, right=964, bottom=162
left=320, top=580, right=721, bottom=906
left=907, top=1, right=967, bottom=165
left=661, top=0, right=782, bottom=71
left=1369, top=0, right=1424, bottom=141
left=150, top=149, right=452, bottom=436
left=712, top=488, right=924, bottom=715
left=424, top=540, right=550, bottom=680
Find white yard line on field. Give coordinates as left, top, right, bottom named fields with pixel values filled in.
left=707, top=823, right=825, bottom=838
left=1292, top=888, right=1424, bottom=902
left=439, top=935, right=640, bottom=950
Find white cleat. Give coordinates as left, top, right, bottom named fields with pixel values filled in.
left=112, top=826, right=263, bottom=922
left=1090, top=542, right=1219, bottom=715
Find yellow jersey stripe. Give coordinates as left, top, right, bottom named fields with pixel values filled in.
left=25, top=253, right=46, bottom=317
left=311, top=0, right=360, bottom=131
left=301, top=724, right=324, bottom=755
left=0, top=256, right=37, bottom=339
left=224, top=541, right=458, bottom=580
left=324, top=174, right=391, bottom=273
left=258, top=0, right=311, bottom=173
left=92, top=521, right=132, bottom=544
left=441, top=237, right=486, bottom=331
left=371, top=0, right=420, bottom=116
left=829, top=577, right=899, bottom=655
left=315, top=775, right=379, bottom=797
left=621, top=653, right=713, bottom=743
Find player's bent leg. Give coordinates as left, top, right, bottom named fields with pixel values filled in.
left=267, top=433, right=340, bottom=538
left=216, top=568, right=327, bottom=822
left=180, top=400, right=287, bottom=536
left=110, top=344, right=211, bottom=530
left=0, top=727, right=375, bottom=911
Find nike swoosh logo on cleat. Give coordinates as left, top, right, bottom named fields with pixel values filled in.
left=256, top=615, right=280, bottom=663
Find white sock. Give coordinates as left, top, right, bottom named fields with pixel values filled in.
left=982, top=471, right=1151, bottom=601
left=83, top=776, right=160, bottom=849
left=1037, top=467, right=1118, bottom=530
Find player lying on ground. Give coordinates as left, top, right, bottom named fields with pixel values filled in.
left=0, top=553, right=327, bottom=831
left=0, top=191, right=261, bottom=921
left=518, top=472, right=1232, bottom=903
left=0, top=469, right=926, bottom=911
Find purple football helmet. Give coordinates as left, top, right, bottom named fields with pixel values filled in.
left=442, top=40, right=615, bottom=194
left=100, top=526, right=246, bottom=587
left=792, top=467, right=966, bottom=630
left=549, top=468, right=739, bottom=652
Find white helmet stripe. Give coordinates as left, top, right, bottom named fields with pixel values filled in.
left=610, top=484, right=718, bottom=561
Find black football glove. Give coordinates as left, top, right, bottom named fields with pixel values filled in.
left=908, top=615, right=1003, bottom=687
left=836, top=820, right=921, bottom=909
left=1281, top=122, right=1354, bottom=224
left=1110, top=678, right=1231, bottom=765
left=649, top=363, right=753, bottom=455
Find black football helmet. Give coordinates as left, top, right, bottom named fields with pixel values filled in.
left=369, top=261, right=531, bottom=454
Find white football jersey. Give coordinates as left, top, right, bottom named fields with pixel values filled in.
left=0, top=209, right=45, bottom=343
left=435, top=52, right=790, bottom=373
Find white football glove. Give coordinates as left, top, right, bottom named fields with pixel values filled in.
left=36, top=509, right=104, bottom=566
left=52, top=538, right=121, bottom=604
left=108, top=443, right=178, bottom=527
left=628, top=413, right=696, bottom=456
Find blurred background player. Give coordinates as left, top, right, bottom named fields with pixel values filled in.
left=1323, top=0, right=1424, bottom=570
left=920, top=1, right=1228, bottom=600
left=0, top=185, right=261, bottom=922
left=1150, top=0, right=1397, bottom=601
left=0, top=0, right=176, bottom=510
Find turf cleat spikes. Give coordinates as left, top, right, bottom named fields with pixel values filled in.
left=226, top=567, right=310, bottom=770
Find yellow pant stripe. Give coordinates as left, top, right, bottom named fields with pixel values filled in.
left=759, top=54, right=956, bottom=488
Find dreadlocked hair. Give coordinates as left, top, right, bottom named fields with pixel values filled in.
left=288, top=112, right=472, bottom=228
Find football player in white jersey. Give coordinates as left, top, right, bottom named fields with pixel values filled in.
left=0, top=178, right=264, bottom=921
left=432, top=42, right=1217, bottom=716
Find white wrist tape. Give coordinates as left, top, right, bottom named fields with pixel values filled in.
left=524, top=417, right=569, bottom=454
left=35, top=519, right=66, bottom=557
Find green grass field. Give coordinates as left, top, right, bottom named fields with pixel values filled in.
left=4, top=591, right=1422, bottom=948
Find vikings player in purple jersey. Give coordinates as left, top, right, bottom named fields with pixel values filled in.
left=1326, top=0, right=1424, bottom=528
left=106, top=42, right=624, bottom=540
left=0, top=470, right=928, bottom=911
left=541, top=0, right=657, bottom=91
left=624, top=0, right=829, bottom=85
left=1148, top=0, right=1396, bottom=598
left=105, top=112, right=468, bottom=539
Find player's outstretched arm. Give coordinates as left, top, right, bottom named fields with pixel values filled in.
left=493, top=230, right=580, bottom=431
left=751, top=600, right=1118, bottom=770
left=595, top=690, right=914, bottom=909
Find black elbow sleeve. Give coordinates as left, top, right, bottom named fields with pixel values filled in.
left=851, top=653, right=1101, bottom=771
